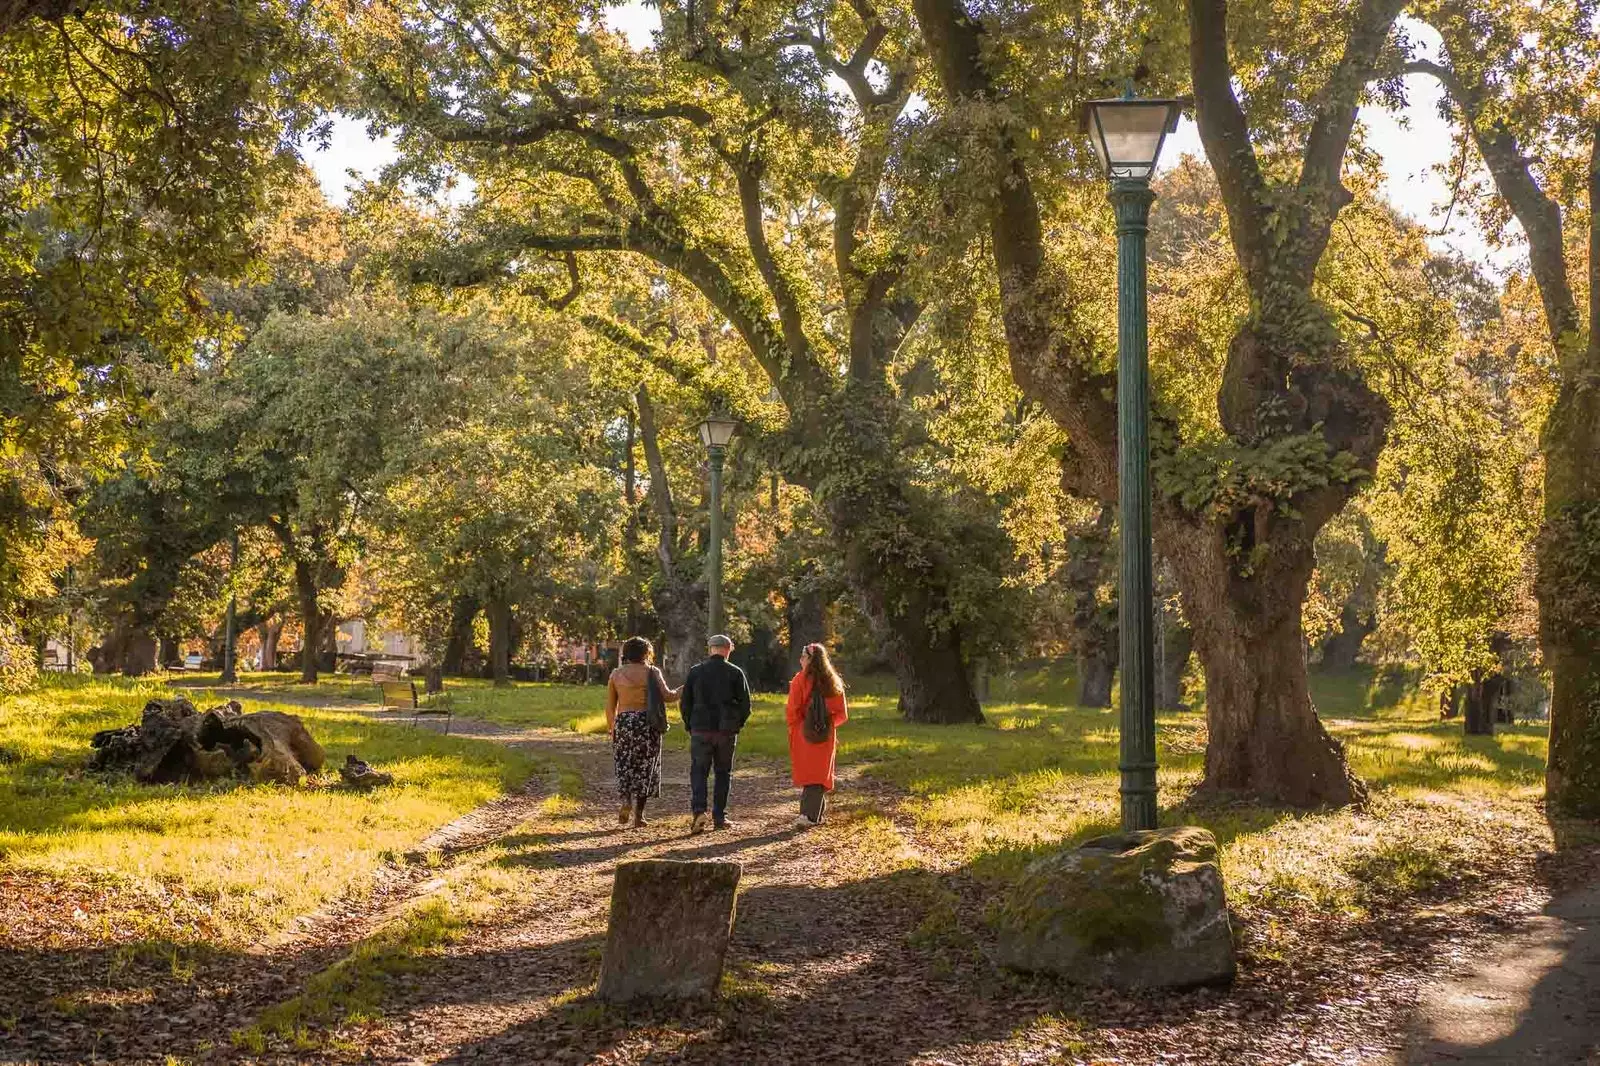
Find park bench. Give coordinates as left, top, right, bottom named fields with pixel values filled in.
left=375, top=678, right=453, bottom=734
left=182, top=653, right=204, bottom=671
left=41, top=648, right=69, bottom=672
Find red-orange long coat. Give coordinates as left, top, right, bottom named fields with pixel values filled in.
left=786, top=672, right=848, bottom=790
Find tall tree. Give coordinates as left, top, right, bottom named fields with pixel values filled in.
left=1407, top=3, right=1600, bottom=811
left=0, top=2, right=336, bottom=652
left=914, top=0, right=1406, bottom=803
left=349, top=0, right=1008, bottom=722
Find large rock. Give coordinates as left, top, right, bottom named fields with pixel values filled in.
left=596, top=860, right=741, bottom=1003
left=995, top=825, right=1235, bottom=989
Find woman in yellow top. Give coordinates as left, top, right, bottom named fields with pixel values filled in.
left=606, top=637, right=679, bottom=828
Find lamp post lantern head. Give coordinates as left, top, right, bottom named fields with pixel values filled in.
left=1078, top=93, right=1185, bottom=182
left=698, top=406, right=739, bottom=450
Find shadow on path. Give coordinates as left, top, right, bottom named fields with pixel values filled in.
left=1401, top=880, right=1600, bottom=1063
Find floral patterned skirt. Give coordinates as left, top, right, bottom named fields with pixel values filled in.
left=613, top=710, right=662, bottom=799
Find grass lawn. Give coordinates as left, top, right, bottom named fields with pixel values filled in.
left=177, top=662, right=1554, bottom=914
left=216, top=662, right=1554, bottom=913
left=0, top=674, right=539, bottom=944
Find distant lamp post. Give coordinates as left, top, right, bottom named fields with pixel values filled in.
left=1079, top=90, right=1184, bottom=832
left=221, top=531, right=240, bottom=684
left=698, top=405, right=740, bottom=635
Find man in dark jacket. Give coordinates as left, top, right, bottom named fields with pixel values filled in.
left=680, top=634, right=752, bottom=833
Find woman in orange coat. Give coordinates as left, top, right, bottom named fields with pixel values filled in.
left=785, top=643, right=848, bottom=827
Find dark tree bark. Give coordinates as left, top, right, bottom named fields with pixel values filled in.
left=785, top=582, right=827, bottom=677
left=1412, top=40, right=1600, bottom=812
left=1159, top=613, right=1195, bottom=711
left=109, top=625, right=158, bottom=677
left=486, top=594, right=513, bottom=686
left=292, top=559, right=322, bottom=684
left=318, top=615, right=337, bottom=673
left=636, top=385, right=705, bottom=685
left=440, top=594, right=480, bottom=675
left=1440, top=684, right=1463, bottom=720
left=1065, top=504, right=1117, bottom=708
left=1320, top=600, right=1376, bottom=671
left=157, top=634, right=179, bottom=669
left=1464, top=672, right=1503, bottom=737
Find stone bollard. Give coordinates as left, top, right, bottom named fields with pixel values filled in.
left=995, top=825, right=1235, bottom=988
left=596, top=859, right=742, bottom=1003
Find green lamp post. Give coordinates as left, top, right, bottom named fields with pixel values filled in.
left=698, top=405, right=740, bottom=635
left=221, top=531, right=239, bottom=684
left=1080, top=91, right=1184, bottom=832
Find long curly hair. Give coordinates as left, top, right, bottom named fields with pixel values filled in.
left=803, top=643, right=844, bottom=698
left=620, top=637, right=653, bottom=665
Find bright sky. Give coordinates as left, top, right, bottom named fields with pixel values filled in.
left=305, top=6, right=1510, bottom=273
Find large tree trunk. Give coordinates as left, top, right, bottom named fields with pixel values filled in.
left=318, top=614, right=337, bottom=673
left=1319, top=599, right=1375, bottom=671
left=1167, top=523, right=1366, bottom=807
left=1463, top=671, right=1501, bottom=737
left=1065, top=504, right=1117, bottom=709
left=821, top=463, right=984, bottom=724
left=157, top=634, right=179, bottom=669
left=111, top=623, right=158, bottom=677
left=1077, top=651, right=1115, bottom=710
left=293, top=559, right=321, bottom=684
left=441, top=594, right=479, bottom=675
left=654, top=581, right=704, bottom=686
left=486, top=594, right=513, bottom=687
left=258, top=619, right=282, bottom=671
left=785, top=583, right=827, bottom=677
left=883, top=614, right=981, bottom=724
left=1159, top=612, right=1194, bottom=711
left=1539, top=312, right=1600, bottom=812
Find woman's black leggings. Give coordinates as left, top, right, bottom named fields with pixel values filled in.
left=800, top=784, right=827, bottom=823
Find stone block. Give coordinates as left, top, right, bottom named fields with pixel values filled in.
left=596, top=859, right=741, bottom=1003
left=995, top=825, right=1235, bottom=989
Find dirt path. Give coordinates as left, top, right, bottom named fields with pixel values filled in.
left=1398, top=883, right=1600, bottom=1064
left=330, top=723, right=1020, bottom=1065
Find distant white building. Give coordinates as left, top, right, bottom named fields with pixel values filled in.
left=337, top=620, right=423, bottom=660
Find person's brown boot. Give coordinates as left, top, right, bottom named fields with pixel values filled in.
left=690, top=812, right=709, bottom=834
left=617, top=801, right=632, bottom=826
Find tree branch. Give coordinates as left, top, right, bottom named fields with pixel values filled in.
left=1288, top=0, right=1407, bottom=281
left=634, top=384, right=678, bottom=578
left=1187, top=0, right=1272, bottom=290
left=1407, top=55, right=1582, bottom=360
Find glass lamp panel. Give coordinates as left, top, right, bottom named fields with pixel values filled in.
left=699, top=415, right=738, bottom=447
left=1092, top=102, right=1174, bottom=179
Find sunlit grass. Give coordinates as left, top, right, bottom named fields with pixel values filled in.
left=161, top=663, right=1553, bottom=921
left=0, top=674, right=538, bottom=941
left=403, top=662, right=1552, bottom=915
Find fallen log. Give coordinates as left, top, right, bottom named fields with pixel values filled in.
left=89, top=697, right=325, bottom=785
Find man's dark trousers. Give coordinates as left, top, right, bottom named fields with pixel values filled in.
left=680, top=652, right=752, bottom=826
left=690, top=731, right=736, bottom=822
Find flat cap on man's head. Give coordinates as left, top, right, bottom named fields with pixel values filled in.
left=708, top=634, right=733, bottom=650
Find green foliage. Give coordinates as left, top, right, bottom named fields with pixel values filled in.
left=0, top=1, right=340, bottom=628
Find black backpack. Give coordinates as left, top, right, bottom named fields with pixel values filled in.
left=802, top=680, right=833, bottom=743
left=645, top=667, right=671, bottom=736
